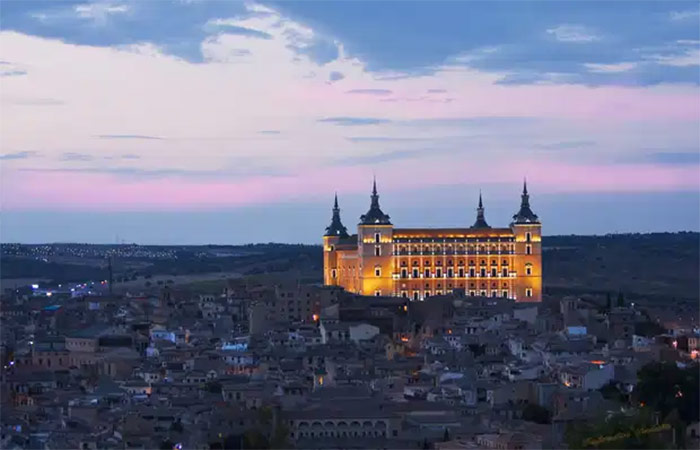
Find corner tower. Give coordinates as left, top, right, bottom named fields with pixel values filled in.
left=323, top=194, right=349, bottom=286
left=357, top=178, right=394, bottom=296
left=510, top=180, right=542, bottom=301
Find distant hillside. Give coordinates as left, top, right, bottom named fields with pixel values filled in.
left=2, top=233, right=698, bottom=303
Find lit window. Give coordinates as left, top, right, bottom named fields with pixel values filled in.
left=526, top=288, right=533, bottom=298
left=375, top=267, right=381, bottom=277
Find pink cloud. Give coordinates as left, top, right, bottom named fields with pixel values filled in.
left=3, top=161, right=697, bottom=211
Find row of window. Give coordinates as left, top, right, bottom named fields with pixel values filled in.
left=331, top=265, right=534, bottom=278
left=374, top=232, right=533, bottom=243
left=374, top=288, right=534, bottom=299
left=371, top=245, right=533, bottom=257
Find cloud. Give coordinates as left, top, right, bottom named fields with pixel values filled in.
left=204, top=21, right=273, bottom=39
left=345, top=88, right=393, bottom=96
left=318, top=117, right=391, bottom=126
left=334, top=149, right=428, bottom=165
left=329, top=71, right=345, bottom=82
left=20, top=165, right=288, bottom=180
left=648, top=48, right=700, bottom=67
left=546, top=24, right=601, bottom=43
left=637, top=152, right=700, bottom=165
left=427, top=89, right=447, bottom=93
left=346, top=137, right=429, bottom=143
left=120, top=154, right=141, bottom=160
left=584, top=62, right=638, bottom=73
left=60, top=152, right=94, bottom=162
left=97, top=134, right=163, bottom=140
left=0, top=151, right=40, bottom=160
left=535, top=141, right=596, bottom=150
left=670, top=10, right=700, bottom=21
left=74, top=2, right=129, bottom=25
left=258, top=130, right=281, bottom=135
left=3, top=97, right=64, bottom=106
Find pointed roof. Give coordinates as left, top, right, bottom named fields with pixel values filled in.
left=324, top=193, right=349, bottom=237
left=360, top=177, right=391, bottom=225
left=471, top=191, right=491, bottom=229
left=512, top=179, right=540, bottom=224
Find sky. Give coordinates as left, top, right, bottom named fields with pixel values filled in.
left=0, top=0, right=699, bottom=244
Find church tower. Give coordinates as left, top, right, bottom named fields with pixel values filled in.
left=510, top=180, right=542, bottom=301
left=323, top=194, right=349, bottom=286
left=357, top=178, right=394, bottom=296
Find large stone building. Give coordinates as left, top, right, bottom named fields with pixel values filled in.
left=323, top=180, right=542, bottom=302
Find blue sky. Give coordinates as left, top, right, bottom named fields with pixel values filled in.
left=0, top=1, right=698, bottom=243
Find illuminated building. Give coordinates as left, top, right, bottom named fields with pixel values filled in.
left=323, top=179, right=542, bottom=302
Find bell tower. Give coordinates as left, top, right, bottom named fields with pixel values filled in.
left=357, top=178, right=394, bottom=296
left=510, top=179, right=542, bottom=302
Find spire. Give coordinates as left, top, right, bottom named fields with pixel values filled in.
left=324, top=194, right=349, bottom=237
left=360, top=177, right=391, bottom=225
left=471, top=191, right=491, bottom=229
left=512, top=179, right=539, bottom=224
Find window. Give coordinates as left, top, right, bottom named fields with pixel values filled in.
left=424, top=268, right=431, bottom=278
left=526, top=245, right=532, bottom=255
left=469, top=268, right=475, bottom=277
left=401, top=268, right=407, bottom=278
left=425, top=292, right=430, bottom=299
left=436, top=268, right=442, bottom=278
left=375, top=290, right=382, bottom=297
left=436, top=290, right=442, bottom=296
left=331, top=269, right=337, bottom=278
left=491, top=290, right=498, bottom=298
left=413, top=291, right=419, bottom=301
left=526, top=232, right=531, bottom=242
left=480, top=268, right=486, bottom=277
left=401, top=291, right=407, bottom=298
left=526, top=288, right=533, bottom=298
left=375, top=267, right=381, bottom=277
left=447, top=268, right=454, bottom=278
left=525, top=265, right=532, bottom=276
left=458, top=267, right=465, bottom=277
left=502, top=268, right=508, bottom=277
left=480, top=290, right=487, bottom=296
left=375, top=233, right=381, bottom=243
left=330, top=245, right=335, bottom=251
left=502, top=290, right=509, bottom=298
left=375, top=246, right=381, bottom=256
left=412, top=268, right=419, bottom=278
left=491, top=268, right=497, bottom=277
left=470, top=290, right=475, bottom=296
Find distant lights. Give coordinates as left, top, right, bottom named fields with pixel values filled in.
left=31, top=284, right=39, bottom=289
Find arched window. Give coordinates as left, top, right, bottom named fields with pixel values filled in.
left=374, top=233, right=381, bottom=243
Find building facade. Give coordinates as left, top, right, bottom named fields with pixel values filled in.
left=323, top=180, right=542, bottom=302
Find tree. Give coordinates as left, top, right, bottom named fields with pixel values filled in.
left=522, top=403, right=552, bottom=424
left=616, top=292, right=625, bottom=308
left=565, top=408, right=672, bottom=449
left=159, top=439, right=174, bottom=450
left=635, top=362, right=699, bottom=424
